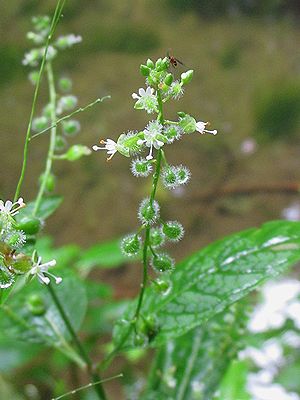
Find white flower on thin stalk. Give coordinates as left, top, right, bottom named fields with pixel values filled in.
left=196, top=121, right=217, bottom=136
left=132, top=87, right=158, bottom=114
left=138, top=121, right=165, bottom=160
left=92, top=139, right=118, bottom=161
left=29, top=257, right=62, bottom=285
left=0, top=198, right=25, bottom=217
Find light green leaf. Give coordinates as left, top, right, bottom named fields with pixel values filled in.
left=215, top=360, right=251, bottom=400
left=143, top=304, right=247, bottom=400
left=114, top=221, right=300, bottom=348
left=16, top=196, right=63, bottom=221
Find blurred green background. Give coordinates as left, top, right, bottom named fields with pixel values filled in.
left=1, top=0, right=300, bottom=397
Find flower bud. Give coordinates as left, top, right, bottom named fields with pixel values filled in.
left=56, top=95, right=78, bottom=114
left=138, top=198, right=160, bottom=225
left=28, top=71, right=39, bottom=85
left=6, top=231, right=26, bottom=249
left=180, top=69, right=194, bottom=85
left=130, top=158, right=153, bottom=177
left=10, top=253, right=32, bottom=274
left=146, top=58, right=155, bottom=69
left=164, top=73, right=173, bottom=86
left=162, top=221, right=184, bottom=242
left=151, top=253, right=175, bottom=273
left=140, top=64, right=151, bottom=77
left=154, top=277, right=172, bottom=296
left=16, top=216, right=41, bottom=235
left=62, top=120, right=81, bottom=136
left=120, top=234, right=142, bottom=257
left=27, top=294, right=46, bottom=316
left=150, top=227, right=165, bottom=248
left=64, top=145, right=92, bottom=161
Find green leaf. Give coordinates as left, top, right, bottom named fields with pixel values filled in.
left=15, top=196, right=63, bottom=221
left=0, top=275, right=87, bottom=366
left=76, top=239, right=129, bottom=271
left=143, top=303, right=247, bottom=400
left=215, top=360, right=251, bottom=400
left=114, top=221, right=300, bottom=348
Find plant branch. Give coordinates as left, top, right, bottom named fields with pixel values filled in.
left=14, top=0, right=66, bottom=201
left=46, top=283, right=107, bottom=400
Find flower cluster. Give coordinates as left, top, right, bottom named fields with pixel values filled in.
left=23, top=16, right=91, bottom=193
left=0, top=198, right=61, bottom=288
left=93, top=56, right=217, bottom=297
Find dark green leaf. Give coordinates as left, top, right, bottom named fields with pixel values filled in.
left=143, top=304, right=247, bottom=400
left=15, top=196, right=63, bottom=221
left=114, top=221, right=300, bottom=348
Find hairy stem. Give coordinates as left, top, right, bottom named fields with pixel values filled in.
left=47, top=283, right=107, bottom=400
left=14, top=0, right=65, bottom=201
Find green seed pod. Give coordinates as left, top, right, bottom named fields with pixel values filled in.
left=58, top=77, right=72, bottom=92
left=164, top=73, right=174, bottom=86
left=27, top=294, right=46, bottom=316
left=120, top=234, right=142, bottom=257
left=162, top=221, right=184, bottom=242
left=151, top=253, right=175, bottom=273
left=16, top=216, right=41, bottom=235
left=140, top=64, right=151, bottom=77
left=154, top=277, right=172, bottom=295
left=150, top=227, right=165, bottom=248
left=138, top=198, right=160, bottom=226
left=62, top=120, right=81, bottom=136
left=54, top=135, right=67, bottom=152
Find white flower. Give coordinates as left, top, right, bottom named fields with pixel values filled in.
left=132, top=87, right=158, bottom=114
left=138, top=121, right=164, bottom=160
left=93, top=139, right=118, bottom=161
left=55, top=34, right=82, bottom=49
left=0, top=198, right=25, bottom=217
left=196, top=121, right=217, bottom=135
left=29, top=257, right=62, bottom=285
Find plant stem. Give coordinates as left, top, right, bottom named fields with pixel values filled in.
left=33, top=62, right=57, bottom=216
left=14, top=0, right=65, bottom=202
left=46, top=283, right=107, bottom=400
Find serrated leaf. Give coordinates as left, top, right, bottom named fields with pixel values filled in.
left=114, top=221, right=300, bottom=348
left=143, top=303, right=247, bottom=400
left=75, top=239, right=129, bottom=271
left=16, top=196, right=63, bottom=221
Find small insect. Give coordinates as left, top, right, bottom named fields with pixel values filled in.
left=167, top=51, right=184, bottom=68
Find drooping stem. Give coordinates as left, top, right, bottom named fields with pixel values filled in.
left=33, top=61, right=57, bottom=216
left=46, top=283, right=107, bottom=400
left=14, top=0, right=65, bottom=201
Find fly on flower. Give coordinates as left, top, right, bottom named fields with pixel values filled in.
left=167, top=51, right=184, bottom=69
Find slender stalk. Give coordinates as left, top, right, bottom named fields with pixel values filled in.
left=47, top=283, right=107, bottom=400
left=99, top=89, right=165, bottom=372
left=14, top=0, right=65, bottom=201
left=30, top=96, right=111, bottom=141
left=33, top=62, right=57, bottom=216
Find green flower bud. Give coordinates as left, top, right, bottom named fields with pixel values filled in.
left=155, top=58, right=163, bottom=70
left=117, top=132, right=144, bottom=157
left=140, top=64, right=151, bottom=77
left=10, top=253, right=32, bottom=274
left=151, top=253, right=175, bottom=273
left=27, top=294, right=46, bottom=316
left=139, top=315, right=159, bottom=342
left=6, top=231, right=26, bottom=249
left=28, top=71, right=39, bottom=85
left=146, top=58, right=155, bottom=69
left=154, top=277, right=172, bottom=295
left=162, top=220, right=184, bottom=242
left=16, top=216, right=41, bottom=235
left=32, top=116, right=49, bottom=132
left=180, top=69, right=194, bottom=85
left=64, top=145, right=92, bottom=161
left=164, top=73, right=174, bottom=86
left=120, top=234, right=142, bottom=257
